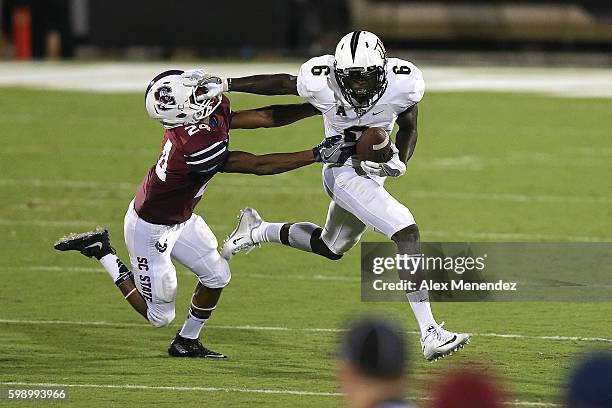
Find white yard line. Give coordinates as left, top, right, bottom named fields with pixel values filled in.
left=15, top=266, right=360, bottom=282
left=0, top=381, right=341, bottom=397
left=13, top=266, right=612, bottom=291
left=0, top=318, right=610, bottom=343
left=2, top=178, right=612, bottom=205
left=0, top=219, right=227, bottom=230
left=0, top=219, right=101, bottom=228
left=7, top=186, right=612, bottom=207
left=0, top=178, right=135, bottom=190
left=3, top=218, right=609, bottom=242
left=0, top=381, right=560, bottom=406
left=409, top=191, right=612, bottom=205
left=10, top=198, right=109, bottom=209
left=420, top=229, right=612, bottom=243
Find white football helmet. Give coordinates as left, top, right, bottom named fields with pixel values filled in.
left=334, top=31, right=388, bottom=115
left=145, top=69, right=221, bottom=128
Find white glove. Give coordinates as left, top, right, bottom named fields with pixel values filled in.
left=360, top=144, right=406, bottom=177
left=181, top=69, right=227, bottom=99
left=181, top=69, right=208, bottom=86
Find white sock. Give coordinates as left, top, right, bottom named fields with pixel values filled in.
left=406, top=290, right=437, bottom=337
left=99, top=254, right=121, bottom=282
left=179, top=311, right=207, bottom=339
left=252, top=221, right=283, bottom=243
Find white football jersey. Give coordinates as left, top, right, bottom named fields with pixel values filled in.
left=297, top=55, right=424, bottom=143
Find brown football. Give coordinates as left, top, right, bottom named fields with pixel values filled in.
left=356, top=127, right=392, bottom=163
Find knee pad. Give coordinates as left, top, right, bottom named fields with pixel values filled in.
left=194, top=254, right=231, bottom=289
left=147, top=303, right=176, bottom=327
left=193, top=216, right=219, bottom=250
left=311, top=228, right=343, bottom=260
left=157, top=270, right=178, bottom=303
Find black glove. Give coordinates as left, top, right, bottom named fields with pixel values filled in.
left=313, top=135, right=356, bottom=164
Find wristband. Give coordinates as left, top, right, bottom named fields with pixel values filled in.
left=312, top=146, right=321, bottom=162
left=223, top=78, right=231, bottom=92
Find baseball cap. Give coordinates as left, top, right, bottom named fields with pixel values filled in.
left=340, top=316, right=407, bottom=379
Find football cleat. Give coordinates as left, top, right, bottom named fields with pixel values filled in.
left=168, top=332, right=227, bottom=358
left=421, top=322, right=470, bottom=362
left=54, top=228, right=116, bottom=260
left=221, top=207, right=262, bottom=260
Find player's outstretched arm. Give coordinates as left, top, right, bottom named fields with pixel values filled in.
left=226, top=74, right=299, bottom=95
left=222, top=136, right=356, bottom=175
left=223, top=150, right=315, bottom=175
left=395, top=103, right=419, bottom=163
left=231, top=103, right=320, bottom=129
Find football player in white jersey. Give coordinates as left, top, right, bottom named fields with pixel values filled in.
left=206, top=31, right=469, bottom=361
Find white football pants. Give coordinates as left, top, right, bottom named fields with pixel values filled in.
left=123, top=200, right=230, bottom=327
left=320, top=164, right=416, bottom=255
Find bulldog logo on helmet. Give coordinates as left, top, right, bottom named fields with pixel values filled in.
left=154, top=86, right=176, bottom=110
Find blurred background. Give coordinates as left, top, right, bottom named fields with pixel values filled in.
left=1, top=0, right=612, bottom=65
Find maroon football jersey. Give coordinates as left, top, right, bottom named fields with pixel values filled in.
left=134, top=96, right=232, bottom=225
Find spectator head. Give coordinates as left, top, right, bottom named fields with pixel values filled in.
left=338, top=316, right=408, bottom=408
left=431, top=368, right=505, bottom=408
left=566, top=352, right=612, bottom=408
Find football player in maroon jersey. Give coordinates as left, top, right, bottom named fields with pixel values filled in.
left=54, top=69, right=355, bottom=358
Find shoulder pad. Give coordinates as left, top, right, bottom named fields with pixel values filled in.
left=386, top=58, right=425, bottom=107
left=297, top=55, right=335, bottom=97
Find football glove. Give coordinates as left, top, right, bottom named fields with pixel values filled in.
left=181, top=69, right=208, bottom=87
left=313, top=135, right=356, bottom=164
left=181, top=69, right=227, bottom=99
left=360, top=144, right=406, bottom=177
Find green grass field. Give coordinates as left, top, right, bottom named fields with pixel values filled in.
left=1, top=87, right=611, bottom=407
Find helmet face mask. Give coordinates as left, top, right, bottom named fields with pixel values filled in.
left=334, top=31, right=388, bottom=116
left=145, top=70, right=221, bottom=128
left=335, top=65, right=387, bottom=112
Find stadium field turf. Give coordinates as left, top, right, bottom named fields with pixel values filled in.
left=1, top=88, right=611, bottom=407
